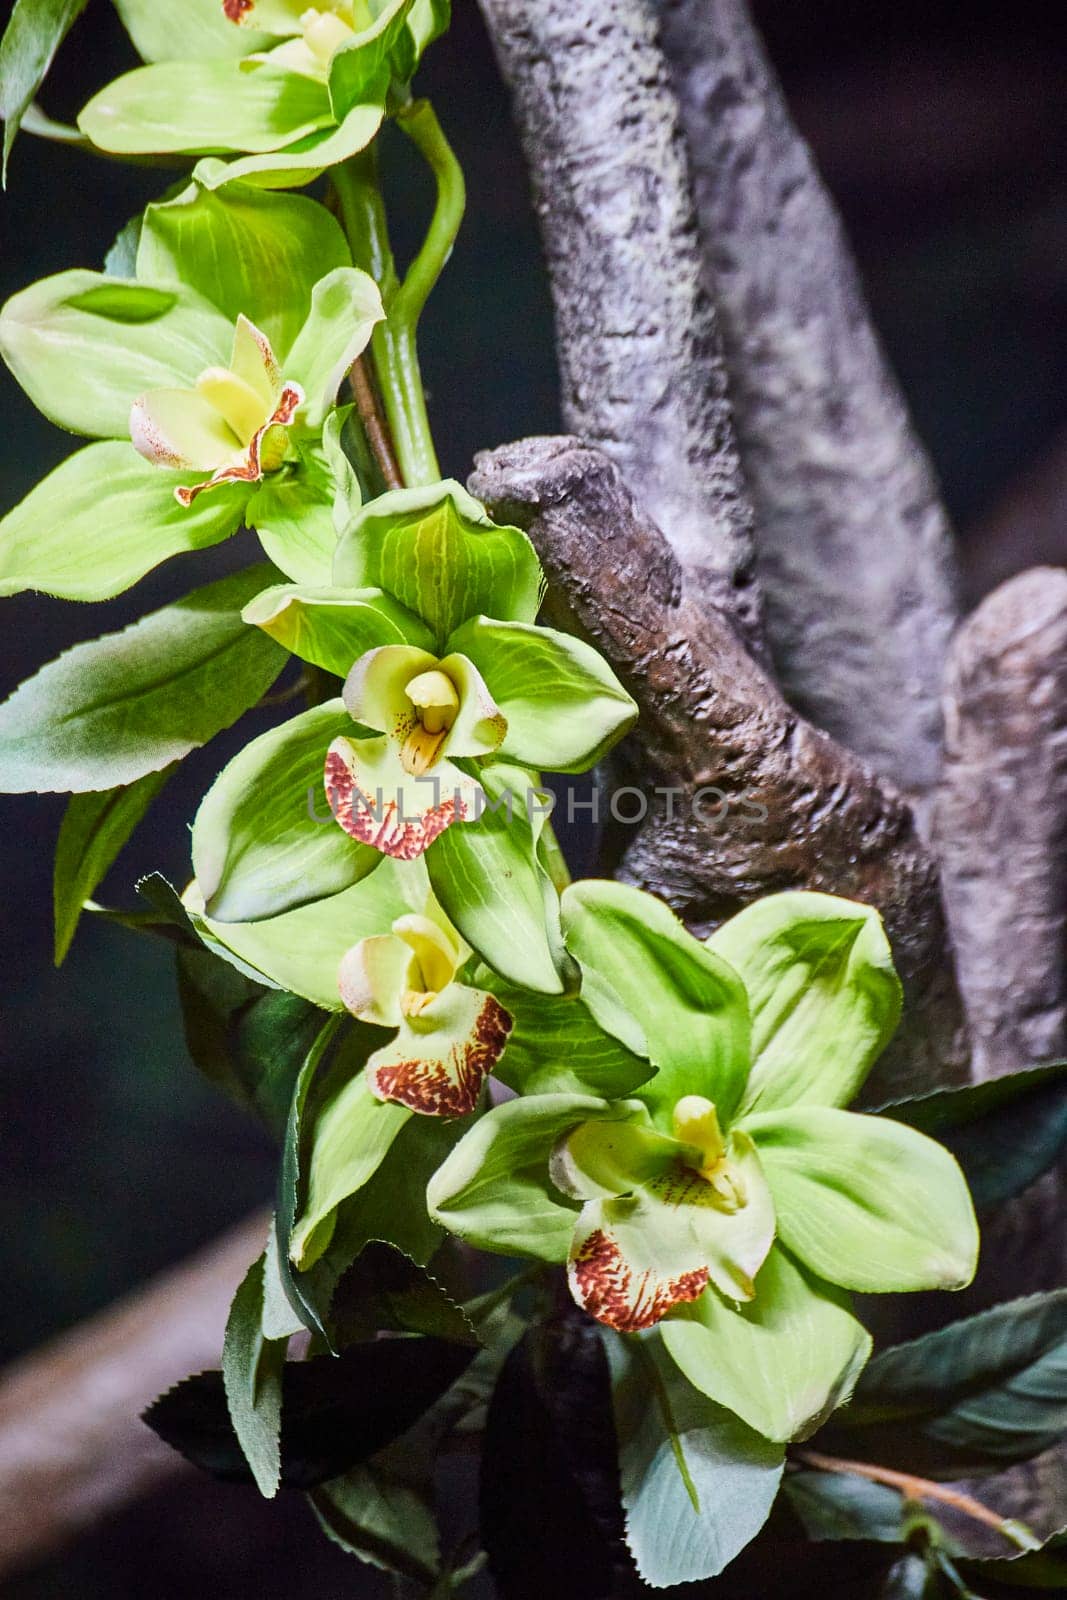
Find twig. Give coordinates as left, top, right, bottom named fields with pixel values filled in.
left=349, top=354, right=403, bottom=491
left=793, top=1449, right=1040, bottom=1551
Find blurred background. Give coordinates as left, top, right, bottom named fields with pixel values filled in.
left=1, top=0, right=1065, bottom=1591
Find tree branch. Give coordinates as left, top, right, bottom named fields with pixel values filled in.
left=658, top=0, right=960, bottom=795
left=936, top=567, right=1067, bottom=1078
left=469, top=436, right=967, bottom=1097
left=0, top=1211, right=267, bottom=1580
left=474, top=0, right=763, bottom=648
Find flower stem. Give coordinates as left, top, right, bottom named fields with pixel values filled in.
left=334, top=102, right=464, bottom=490
left=793, top=1449, right=1042, bottom=1552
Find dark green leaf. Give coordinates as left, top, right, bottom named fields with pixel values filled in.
left=330, top=1242, right=478, bottom=1347
left=873, top=1064, right=1067, bottom=1212
left=0, top=564, right=286, bottom=793
left=0, top=0, right=88, bottom=181
left=309, top=1450, right=441, bottom=1584
left=784, top=1470, right=909, bottom=1546
left=53, top=768, right=170, bottom=964
left=487, top=979, right=653, bottom=1100
left=144, top=1336, right=476, bottom=1490
left=960, top=1525, right=1067, bottom=1592
left=176, top=944, right=324, bottom=1139
left=222, top=1254, right=285, bottom=1498
left=828, top=1292, right=1067, bottom=1477
left=480, top=1317, right=636, bottom=1600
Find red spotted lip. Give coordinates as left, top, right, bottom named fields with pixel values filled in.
left=569, top=1227, right=709, bottom=1332
left=175, top=383, right=303, bottom=508
left=324, top=747, right=467, bottom=860
left=369, top=995, right=513, bottom=1116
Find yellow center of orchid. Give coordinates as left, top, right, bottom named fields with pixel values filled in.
left=194, top=366, right=273, bottom=450
left=393, top=913, right=462, bottom=1017
left=401, top=668, right=461, bottom=776
left=672, top=1095, right=748, bottom=1212
left=299, top=2, right=368, bottom=63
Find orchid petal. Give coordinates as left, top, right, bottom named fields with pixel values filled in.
left=566, top=1130, right=775, bottom=1329
left=437, top=651, right=507, bottom=761
left=130, top=388, right=241, bottom=471
left=325, top=733, right=483, bottom=860
left=342, top=644, right=438, bottom=737
left=338, top=933, right=409, bottom=1026
left=742, top=1105, right=979, bottom=1293
left=662, top=1246, right=872, bottom=1442
left=366, top=982, right=512, bottom=1117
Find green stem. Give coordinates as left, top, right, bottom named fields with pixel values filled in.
left=333, top=101, right=465, bottom=488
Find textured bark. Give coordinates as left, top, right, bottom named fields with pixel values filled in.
left=936, top=568, right=1067, bottom=1078
left=0, top=1211, right=267, bottom=1578
left=935, top=569, right=1067, bottom=1314
left=658, top=0, right=960, bottom=795
left=470, top=437, right=967, bottom=1098
left=475, top=0, right=762, bottom=646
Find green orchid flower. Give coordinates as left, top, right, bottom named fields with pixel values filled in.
left=190, top=482, right=634, bottom=995
left=427, top=884, right=980, bottom=1441
left=81, top=0, right=448, bottom=187
left=337, top=894, right=513, bottom=1115
left=0, top=179, right=381, bottom=598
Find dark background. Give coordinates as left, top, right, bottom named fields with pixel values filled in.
left=1, top=0, right=1065, bottom=1592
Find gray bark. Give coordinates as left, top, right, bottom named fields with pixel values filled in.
left=936, top=567, right=1067, bottom=1077
left=475, top=0, right=762, bottom=647
left=658, top=0, right=960, bottom=795
left=470, top=436, right=967, bottom=1098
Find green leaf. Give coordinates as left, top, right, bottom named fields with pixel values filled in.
left=113, top=0, right=272, bottom=62
left=783, top=1469, right=910, bottom=1546
left=0, top=0, right=87, bottom=181
left=707, top=891, right=902, bottom=1116
left=603, top=1328, right=784, bottom=1585
left=104, top=213, right=144, bottom=278
left=426, top=762, right=574, bottom=995
left=291, top=1067, right=413, bottom=1270
left=330, top=1241, right=477, bottom=1347
left=327, top=0, right=415, bottom=119
left=427, top=1092, right=622, bottom=1263
left=834, top=1291, right=1067, bottom=1477
left=488, top=980, right=654, bottom=1100
left=742, top=1105, right=979, bottom=1293
left=445, top=616, right=637, bottom=775
left=175, top=944, right=324, bottom=1137
left=78, top=60, right=335, bottom=156
left=561, top=878, right=751, bottom=1126
left=310, top=1455, right=441, bottom=1584
left=137, top=178, right=351, bottom=356
left=398, top=0, right=451, bottom=80
left=0, top=564, right=285, bottom=793
left=54, top=767, right=170, bottom=963
left=872, top=1062, right=1067, bottom=1213
left=0, top=442, right=249, bottom=601
left=144, top=1336, right=476, bottom=1490
left=960, top=1526, right=1067, bottom=1592
left=0, top=270, right=232, bottom=438
left=191, top=699, right=379, bottom=922
left=278, top=1021, right=460, bottom=1342
left=247, top=445, right=344, bottom=586
left=188, top=858, right=421, bottom=1010
left=285, top=266, right=383, bottom=427
left=333, top=480, right=542, bottom=646
left=222, top=1253, right=286, bottom=1498
left=190, top=98, right=384, bottom=190
left=661, top=1245, right=872, bottom=1442
left=244, top=584, right=433, bottom=678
